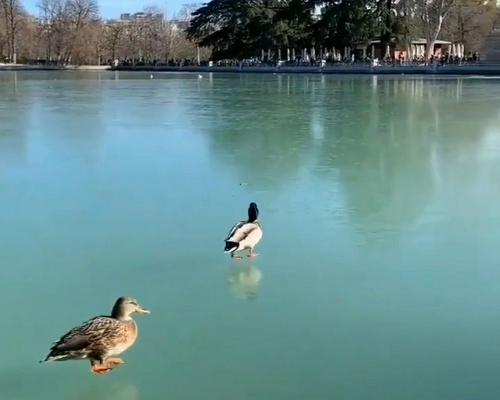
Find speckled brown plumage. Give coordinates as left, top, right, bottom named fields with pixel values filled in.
left=40, top=296, right=150, bottom=374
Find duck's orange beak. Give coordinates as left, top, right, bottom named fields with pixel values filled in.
left=136, top=306, right=150, bottom=314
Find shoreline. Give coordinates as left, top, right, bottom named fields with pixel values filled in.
left=2, top=64, right=500, bottom=75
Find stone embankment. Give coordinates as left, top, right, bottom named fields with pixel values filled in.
left=2, top=63, right=500, bottom=75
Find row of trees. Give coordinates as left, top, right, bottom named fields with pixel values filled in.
left=0, top=0, right=497, bottom=64
left=186, top=0, right=498, bottom=60
left=0, top=0, right=203, bottom=64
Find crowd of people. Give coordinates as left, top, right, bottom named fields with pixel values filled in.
left=109, top=49, right=482, bottom=69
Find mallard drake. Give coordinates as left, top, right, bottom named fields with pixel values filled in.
left=40, top=296, right=150, bottom=374
left=224, top=202, right=262, bottom=259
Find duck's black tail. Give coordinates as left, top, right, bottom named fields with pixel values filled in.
left=224, top=241, right=238, bottom=253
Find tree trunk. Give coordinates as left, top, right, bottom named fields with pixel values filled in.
left=10, top=36, right=16, bottom=63
left=426, top=15, right=445, bottom=60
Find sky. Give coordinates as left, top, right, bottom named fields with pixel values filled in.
left=23, top=0, right=188, bottom=19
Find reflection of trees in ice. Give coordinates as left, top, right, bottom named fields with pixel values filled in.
left=0, top=72, right=31, bottom=175
left=203, top=76, right=500, bottom=246
left=74, top=380, right=139, bottom=400
left=203, top=75, right=318, bottom=189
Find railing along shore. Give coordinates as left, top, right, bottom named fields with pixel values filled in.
left=2, top=61, right=500, bottom=75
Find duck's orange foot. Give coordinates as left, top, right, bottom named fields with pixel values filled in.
left=232, top=255, right=242, bottom=260
left=247, top=253, right=258, bottom=258
left=91, top=364, right=112, bottom=374
left=106, top=358, right=124, bottom=366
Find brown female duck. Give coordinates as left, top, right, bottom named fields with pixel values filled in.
left=40, top=296, right=150, bottom=374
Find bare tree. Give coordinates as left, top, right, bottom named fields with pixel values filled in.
left=176, top=3, right=202, bottom=21
left=138, top=5, right=165, bottom=62
left=170, top=26, right=199, bottom=60
left=121, top=21, right=141, bottom=62
left=35, top=0, right=98, bottom=64
left=442, top=0, right=496, bottom=51
left=0, top=7, right=6, bottom=61
left=62, top=0, right=98, bottom=63
left=102, top=22, right=122, bottom=61
left=174, top=3, right=207, bottom=63
left=412, top=0, right=458, bottom=59
left=17, top=15, right=41, bottom=61
left=0, top=0, right=25, bottom=63
left=36, top=0, right=68, bottom=62
left=4, top=0, right=213, bottom=65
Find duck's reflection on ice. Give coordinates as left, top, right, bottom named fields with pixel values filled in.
left=75, top=380, right=138, bottom=400
left=1, top=368, right=139, bottom=400
left=227, top=264, right=262, bottom=300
